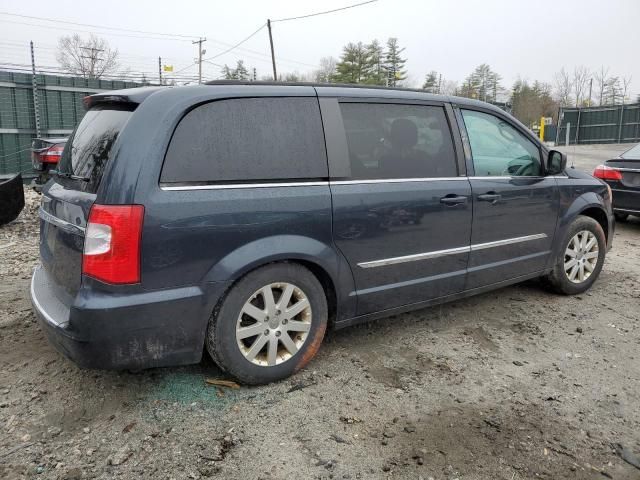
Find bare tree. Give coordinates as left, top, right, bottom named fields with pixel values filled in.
left=622, top=76, right=633, bottom=104
left=593, top=66, right=610, bottom=106
left=553, top=68, right=573, bottom=106
left=572, top=66, right=590, bottom=107
left=441, top=79, right=459, bottom=96
left=314, top=56, right=338, bottom=83
left=56, top=34, right=119, bottom=79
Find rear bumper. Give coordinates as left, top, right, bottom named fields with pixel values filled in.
left=30, top=264, right=229, bottom=370
left=611, top=188, right=639, bottom=213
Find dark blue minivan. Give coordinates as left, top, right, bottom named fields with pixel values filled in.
left=31, top=83, right=614, bottom=384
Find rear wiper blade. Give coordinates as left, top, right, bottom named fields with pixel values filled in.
left=50, top=170, right=90, bottom=182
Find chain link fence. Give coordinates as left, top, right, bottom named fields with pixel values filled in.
left=0, top=69, right=143, bottom=177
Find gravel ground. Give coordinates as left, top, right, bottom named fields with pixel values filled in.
left=1, top=148, right=639, bottom=480
left=556, top=143, right=634, bottom=173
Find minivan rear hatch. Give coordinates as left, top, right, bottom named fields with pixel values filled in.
left=39, top=103, right=135, bottom=299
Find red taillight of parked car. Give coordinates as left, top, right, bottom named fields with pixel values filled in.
left=33, top=144, right=65, bottom=164
left=82, top=205, right=144, bottom=284
left=593, top=164, right=623, bottom=181
left=42, top=144, right=64, bottom=163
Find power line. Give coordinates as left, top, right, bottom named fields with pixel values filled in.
left=203, top=23, right=266, bottom=62
left=0, top=11, right=200, bottom=40
left=263, top=0, right=377, bottom=79
left=272, top=0, right=378, bottom=22
left=0, top=63, right=201, bottom=80
left=1, top=2, right=377, bottom=82
left=201, top=38, right=315, bottom=67
left=0, top=19, right=195, bottom=42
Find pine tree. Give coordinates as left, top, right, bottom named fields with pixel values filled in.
left=603, top=77, right=622, bottom=105
left=422, top=71, right=439, bottom=93
left=460, top=64, right=502, bottom=102
left=383, top=38, right=407, bottom=86
left=234, top=60, right=249, bottom=81
left=220, top=60, right=250, bottom=80
left=221, top=65, right=234, bottom=80
left=332, top=42, right=370, bottom=84
left=364, top=40, right=385, bottom=85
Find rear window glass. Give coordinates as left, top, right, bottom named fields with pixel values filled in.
left=57, top=104, right=134, bottom=193
left=339, top=103, right=458, bottom=180
left=160, top=97, right=327, bottom=184
left=621, top=143, right=640, bottom=159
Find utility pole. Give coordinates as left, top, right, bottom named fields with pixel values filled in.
left=80, top=46, right=104, bottom=78
left=438, top=73, right=442, bottom=94
left=588, top=77, right=593, bottom=107
left=267, top=19, right=277, bottom=81
left=30, top=41, right=41, bottom=138
left=192, top=37, right=207, bottom=84
left=158, top=56, right=162, bottom=85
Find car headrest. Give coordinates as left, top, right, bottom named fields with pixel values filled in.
left=390, top=118, right=418, bottom=149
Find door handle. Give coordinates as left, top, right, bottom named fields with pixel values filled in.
left=477, top=192, right=501, bottom=203
left=440, top=195, right=468, bottom=206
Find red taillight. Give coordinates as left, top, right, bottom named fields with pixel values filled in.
left=593, top=164, right=622, bottom=181
left=82, top=205, right=144, bottom=284
left=41, top=144, right=64, bottom=164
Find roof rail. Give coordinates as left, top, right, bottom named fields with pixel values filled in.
left=203, top=79, right=445, bottom=96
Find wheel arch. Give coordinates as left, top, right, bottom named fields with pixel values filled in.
left=549, top=193, right=612, bottom=269
left=579, top=206, right=609, bottom=242
left=202, top=234, right=356, bottom=325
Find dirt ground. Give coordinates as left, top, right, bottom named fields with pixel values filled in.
left=1, top=145, right=639, bottom=480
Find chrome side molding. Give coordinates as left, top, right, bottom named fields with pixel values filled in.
left=357, top=233, right=548, bottom=268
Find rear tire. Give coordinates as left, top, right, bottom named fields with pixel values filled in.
left=614, top=212, right=629, bottom=222
left=206, top=263, right=328, bottom=385
left=544, top=215, right=606, bottom=295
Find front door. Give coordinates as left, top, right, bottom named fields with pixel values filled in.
left=321, top=98, right=472, bottom=315
left=458, top=108, right=560, bottom=289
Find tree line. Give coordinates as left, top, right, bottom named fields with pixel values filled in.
left=221, top=37, right=408, bottom=86
left=52, top=33, right=635, bottom=129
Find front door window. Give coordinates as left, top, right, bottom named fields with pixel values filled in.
left=461, top=109, right=542, bottom=177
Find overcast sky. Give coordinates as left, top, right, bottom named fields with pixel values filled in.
left=1, top=0, right=639, bottom=96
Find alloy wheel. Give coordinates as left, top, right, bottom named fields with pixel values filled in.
left=235, top=282, right=312, bottom=367
left=564, top=230, right=599, bottom=284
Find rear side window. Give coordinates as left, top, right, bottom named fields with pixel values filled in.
left=161, top=97, right=327, bottom=184
left=57, top=104, right=134, bottom=193
left=339, top=103, right=458, bottom=180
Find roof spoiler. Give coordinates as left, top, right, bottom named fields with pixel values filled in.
left=83, top=86, right=167, bottom=110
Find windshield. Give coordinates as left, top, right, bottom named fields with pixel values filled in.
left=57, top=104, right=134, bottom=193
left=621, top=143, right=640, bottom=159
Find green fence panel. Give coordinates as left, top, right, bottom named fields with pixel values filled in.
left=0, top=69, right=145, bottom=175
left=0, top=86, right=17, bottom=128
left=558, top=104, right=640, bottom=145
left=0, top=133, right=33, bottom=175
left=14, top=88, right=34, bottom=130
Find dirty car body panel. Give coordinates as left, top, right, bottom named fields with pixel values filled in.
left=30, top=83, right=614, bottom=371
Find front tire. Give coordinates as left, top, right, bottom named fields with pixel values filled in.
left=544, top=215, right=606, bottom=295
left=206, top=263, right=328, bottom=385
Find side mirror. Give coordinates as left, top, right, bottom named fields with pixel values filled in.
left=547, top=150, right=567, bottom=175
